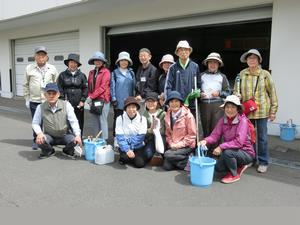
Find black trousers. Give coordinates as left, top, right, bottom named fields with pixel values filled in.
left=119, top=146, right=149, bottom=168
left=113, top=109, right=124, bottom=137
left=73, top=106, right=84, bottom=137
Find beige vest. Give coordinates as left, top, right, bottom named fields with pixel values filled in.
left=41, top=99, right=69, bottom=138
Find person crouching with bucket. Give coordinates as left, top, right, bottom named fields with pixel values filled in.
left=199, top=95, right=255, bottom=184
left=163, top=91, right=196, bottom=171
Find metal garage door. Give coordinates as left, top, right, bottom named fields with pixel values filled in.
left=14, top=31, right=79, bottom=96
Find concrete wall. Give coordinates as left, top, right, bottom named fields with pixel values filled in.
left=0, top=0, right=80, bottom=20
left=268, top=0, right=300, bottom=137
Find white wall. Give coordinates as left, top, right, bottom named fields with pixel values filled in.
left=268, top=0, right=300, bottom=137
left=0, top=0, right=81, bottom=20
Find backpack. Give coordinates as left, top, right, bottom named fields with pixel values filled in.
left=246, top=118, right=256, bottom=144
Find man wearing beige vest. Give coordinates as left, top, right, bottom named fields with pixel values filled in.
left=32, top=83, right=82, bottom=159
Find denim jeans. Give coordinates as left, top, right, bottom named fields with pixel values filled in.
left=251, top=118, right=269, bottom=165
left=90, top=102, right=110, bottom=140
left=29, top=102, right=41, bottom=142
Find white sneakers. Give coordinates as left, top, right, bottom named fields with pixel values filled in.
left=257, top=165, right=268, bottom=173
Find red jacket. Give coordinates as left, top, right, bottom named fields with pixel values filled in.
left=88, top=67, right=111, bottom=103
left=165, top=106, right=196, bottom=149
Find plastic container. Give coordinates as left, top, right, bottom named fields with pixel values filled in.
left=95, top=145, right=115, bottom=165
left=189, top=156, right=216, bottom=188
left=280, top=123, right=297, bottom=141
left=83, top=138, right=105, bottom=161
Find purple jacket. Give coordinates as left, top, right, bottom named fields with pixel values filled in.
left=205, top=114, right=255, bottom=158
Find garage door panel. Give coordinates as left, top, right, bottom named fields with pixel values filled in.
left=14, top=31, right=79, bottom=96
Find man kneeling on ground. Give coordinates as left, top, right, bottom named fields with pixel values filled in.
left=32, top=82, right=82, bottom=159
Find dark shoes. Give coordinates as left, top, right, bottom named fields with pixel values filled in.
left=62, top=151, right=77, bottom=160
left=32, top=143, right=38, bottom=150
left=39, top=150, right=56, bottom=159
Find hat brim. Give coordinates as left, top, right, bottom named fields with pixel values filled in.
left=240, top=52, right=262, bottom=63
left=202, top=57, right=224, bottom=67
left=124, top=102, right=140, bottom=111
left=115, top=58, right=133, bottom=66
left=88, top=58, right=107, bottom=65
left=64, top=59, right=82, bottom=67
left=35, top=50, right=47, bottom=54
left=159, top=60, right=174, bottom=68
left=175, top=47, right=193, bottom=55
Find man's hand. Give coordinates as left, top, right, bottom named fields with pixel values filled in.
left=127, top=150, right=135, bottom=158
left=36, top=132, right=45, bottom=145
left=211, top=91, right=220, bottom=97
left=135, top=95, right=142, bottom=102
left=74, top=135, right=82, bottom=147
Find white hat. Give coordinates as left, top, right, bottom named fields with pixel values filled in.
left=159, top=54, right=175, bottom=68
left=202, top=52, right=224, bottom=67
left=240, top=49, right=262, bottom=63
left=115, top=51, right=133, bottom=66
left=175, top=40, right=193, bottom=54
left=220, top=95, right=241, bottom=108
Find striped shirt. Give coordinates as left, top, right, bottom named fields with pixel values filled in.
left=233, top=67, right=278, bottom=119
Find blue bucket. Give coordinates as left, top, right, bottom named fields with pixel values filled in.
left=83, top=138, right=105, bottom=161
left=189, top=156, right=216, bottom=188
left=280, top=124, right=297, bottom=141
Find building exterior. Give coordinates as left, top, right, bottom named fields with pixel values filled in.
left=0, top=0, right=299, bottom=137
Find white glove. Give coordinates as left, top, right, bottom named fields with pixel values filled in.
left=85, top=97, right=92, bottom=105
left=25, top=100, right=30, bottom=109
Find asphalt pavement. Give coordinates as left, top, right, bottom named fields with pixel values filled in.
left=1, top=97, right=300, bottom=207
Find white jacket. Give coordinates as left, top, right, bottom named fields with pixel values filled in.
left=23, top=63, right=59, bottom=103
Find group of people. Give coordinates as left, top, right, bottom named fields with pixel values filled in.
left=23, top=40, right=278, bottom=184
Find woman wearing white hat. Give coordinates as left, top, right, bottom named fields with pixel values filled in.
left=157, top=54, right=175, bottom=107
left=200, top=52, right=231, bottom=154
left=199, top=95, right=255, bottom=184
left=110, top=51, right=135, bottom=137
left=233, top=49, right=278, bottom=173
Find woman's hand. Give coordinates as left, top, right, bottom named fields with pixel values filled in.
left=127, top=150, right=135, bottom=158
left=212, top=146, right=222, bottom=156
left=199, top=140, right=207, bottom=146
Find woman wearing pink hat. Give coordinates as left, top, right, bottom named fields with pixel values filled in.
left=157, top=54, right=175, bottom=107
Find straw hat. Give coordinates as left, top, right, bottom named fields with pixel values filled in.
left=175, top=40, right=193, bottom=54
left=240, top=49, right=262, bottom=63
left=202, top=52, right=224, bottom=67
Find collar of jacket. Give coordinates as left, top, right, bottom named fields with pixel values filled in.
left=223, top=114, right=240, bottom=124
left=244, top=67, right=261, bottom=76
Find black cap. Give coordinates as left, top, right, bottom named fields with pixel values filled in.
left=145, top=92, right=159, bottom=101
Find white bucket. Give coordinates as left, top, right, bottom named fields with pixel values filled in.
left=95, top=145, right=115, bottom=165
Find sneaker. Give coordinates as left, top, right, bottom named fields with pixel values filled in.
left=39, top=150, right=55, bottom=159
left=62, top=151, right=77, bottom=160
left=257, top=165, right=268, bottom=173
left=237, top=164, right=249, bottom=176
left=221, top=173, right=240, bottom=184
left=32, top=142, right=38, bottom=150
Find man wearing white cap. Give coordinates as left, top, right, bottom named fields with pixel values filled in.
left=165, top=40, right=201, bottom=117
left=23, top=46, right=59, bottom=150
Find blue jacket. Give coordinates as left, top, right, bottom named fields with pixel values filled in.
left=110, top=68, right=135, bottom=110
left=165, top=59, right=200, bottom=109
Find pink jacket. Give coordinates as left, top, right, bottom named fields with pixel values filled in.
left=165, top=106, right=196, bottom=149
left=205, top=114, right=255, bottom=158
left=88, top=67, right=111, bottom=103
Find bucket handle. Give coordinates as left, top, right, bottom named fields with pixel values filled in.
left=197, top=144, right=208, bottom=167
